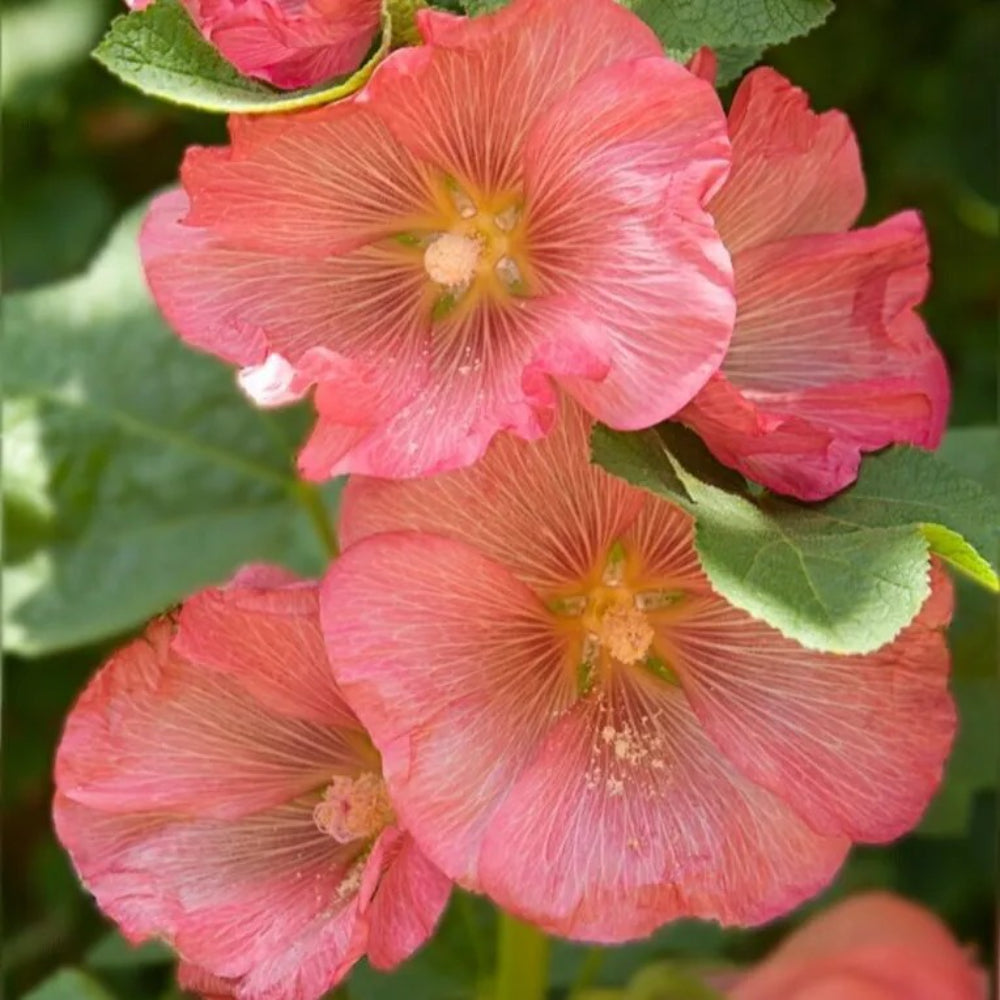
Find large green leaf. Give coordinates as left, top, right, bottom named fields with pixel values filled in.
left=23, top=970, right=114, bottom=1000
left=2, top=204, right=335, bottom=656
left=93, top=0, right=392, bottom=114
left=592, top=425, right=1000, bottom=653
left=628, top=0, right=833, bottom=51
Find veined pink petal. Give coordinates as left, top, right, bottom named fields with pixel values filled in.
left=709, top=67, right=865, bottom=254
left=340, top=400, right=644, bottom=593
left=321, top=532, right=577, bottom=885
left=732, top=892, right=987, bottom=1000
left=54, top=795, right=367, bottom=1000
left=522, top=57, right=734, bottom=427
left=682, top=212, right=949, bottom=499
left=55, top=621, right=361, bottom=818
left=479, top=670, right=847, bottom=940
left=181, top=107, right=436, bottom=259
left=174, top=576, right=361, bottom=729
left=364, top=0, right=662, bottom=193
left=360, top=830, right=453, bottom=971
left=660, top=557, right=955, bottom=841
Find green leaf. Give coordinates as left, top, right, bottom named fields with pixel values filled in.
left=2, top=204, right=335, bottom=656
left=628, top=0, right=833, bottom=52
left=23, top=970, right=115, bottom=1000
left=712, top=44, right=765, bottom=84
left=919, top=677, right=999, bottom=835
left=85, top=932, right=174, bottom=970
left=626, top=962, right=724, bottom=1000
left=93, top=0, right=392, bottom=114
left=592, top=425, right=1000, bottom=653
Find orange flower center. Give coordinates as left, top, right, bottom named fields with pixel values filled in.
left=549, top=542, right=685, bottom=693
left=313, top=772, right=395, bottom=844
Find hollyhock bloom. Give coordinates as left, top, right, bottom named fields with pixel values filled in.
left=731, top=892, right=986, bottom=1000
left=125, top=0, right=382, bottom=90
left=321, top=403, right=955, bottom=940
left=53, top=567, right=450, bottom=1000
left=141, top=0, right=735, bottom=480
left=678, top=59, right=949, bottom=500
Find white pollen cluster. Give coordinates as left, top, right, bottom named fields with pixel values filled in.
left=423, top=232, right=482, bottom=288
left=314, top=772, right=394, bottom=844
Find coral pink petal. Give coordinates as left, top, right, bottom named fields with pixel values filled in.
left=321, top=532, right=577, bottom=885
left=301, top=297, right=613, bottom=480
left=363, top=0, right=662, bottom=192
left=732, top=892, right=987, bottom=1000
left=54, top=795, right=366, bottom=1000
left=710, top=67, right=865, bottom=254
left=660, top=558, right=955, bottom=841
left=522, top=57, right=734, bottom=427
left=180, top=104, right=435, bottom=257
left=339, top=399, right=644, bottom=592
left=55, top=621, right=365, bottom=818
left=682, top=212, right=949, bottom=499
left=479, top=669, right=847, bottom=939
left=197, top=0, right=381, bottom=90
left=174, top=576, right=361, bottom=728
left=362, top=831, right=452, bottom=971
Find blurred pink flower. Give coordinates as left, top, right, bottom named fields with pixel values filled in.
left=141, top=0, right=735, bottom=480
left=320, top=403, right=955, bottom=940
left=731, top=892, right=986, bottom=1000
left=679, top=60, right=949, bottom=500
left=126, top=0, right=382, bottom=89
left=53, top=566, right=450, bottom=1000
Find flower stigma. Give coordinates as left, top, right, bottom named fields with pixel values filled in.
left=424, top=232, right=483, bottom=288
left=314, top=771, right=395, bottom=844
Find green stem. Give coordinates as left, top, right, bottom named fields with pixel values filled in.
left=495, top=912, right=550, bottom=1000
left=569, top=948, right=605, bottom=999
left=295, top=482, right=339, bottom=559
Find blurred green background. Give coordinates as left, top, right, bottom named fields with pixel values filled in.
left=2, top=0, right=997, bottom=997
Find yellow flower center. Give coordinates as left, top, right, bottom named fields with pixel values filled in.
left=587, top=594, right=655, bottom=665
left=313, top=772, right=394, bottom=844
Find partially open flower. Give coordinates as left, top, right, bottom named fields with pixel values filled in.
left=322, top=403, right=955, bottom=940
left=731, top=892, right=986, bottom=1000
left=126, top=0, right=382, bottom=90
left=53, top=567, right=450, bottom=1000
left=679, top=62, right=949, bottom=500
left=141, top=0, right=735, bottom=480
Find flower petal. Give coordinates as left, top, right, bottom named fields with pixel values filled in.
left=732, top=892, right=987, bottom=1000
left=659, top=561, right=955, bottom=841
left=681, top=212, right=949, bottom=499
left=339, top=399, right=644, bottom=593
left=362, top=830, right=452, bottom=971
left=321, top=532, right=576, bottom=885
left=193, top=0, right=381, bottom=90
left=362, top=0, right=662, bottom=193
left=55, top=620, right=366, bottom=818
left=180, top=104, right=436, bottom=258
left=710, top=67, right=865, bottom=254
left=174, top=575, right=360, bottom=729
left=522, top=57, right=734, bottom=427
left=479, top=670, right=847, bottom=939
left=54, top=795, right=367, bottom=1000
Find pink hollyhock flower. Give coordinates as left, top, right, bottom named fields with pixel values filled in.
left=677, top=59, right=949, bottom=500
left=53, top=567, right=450, bottom=1000
left=730, top=892, right=986, bottom=1000
left=321, top=403, right=956, bottom=940
left=140, top=0, right=735, bottom=480
left=125, top=0, right=382, bottom=90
